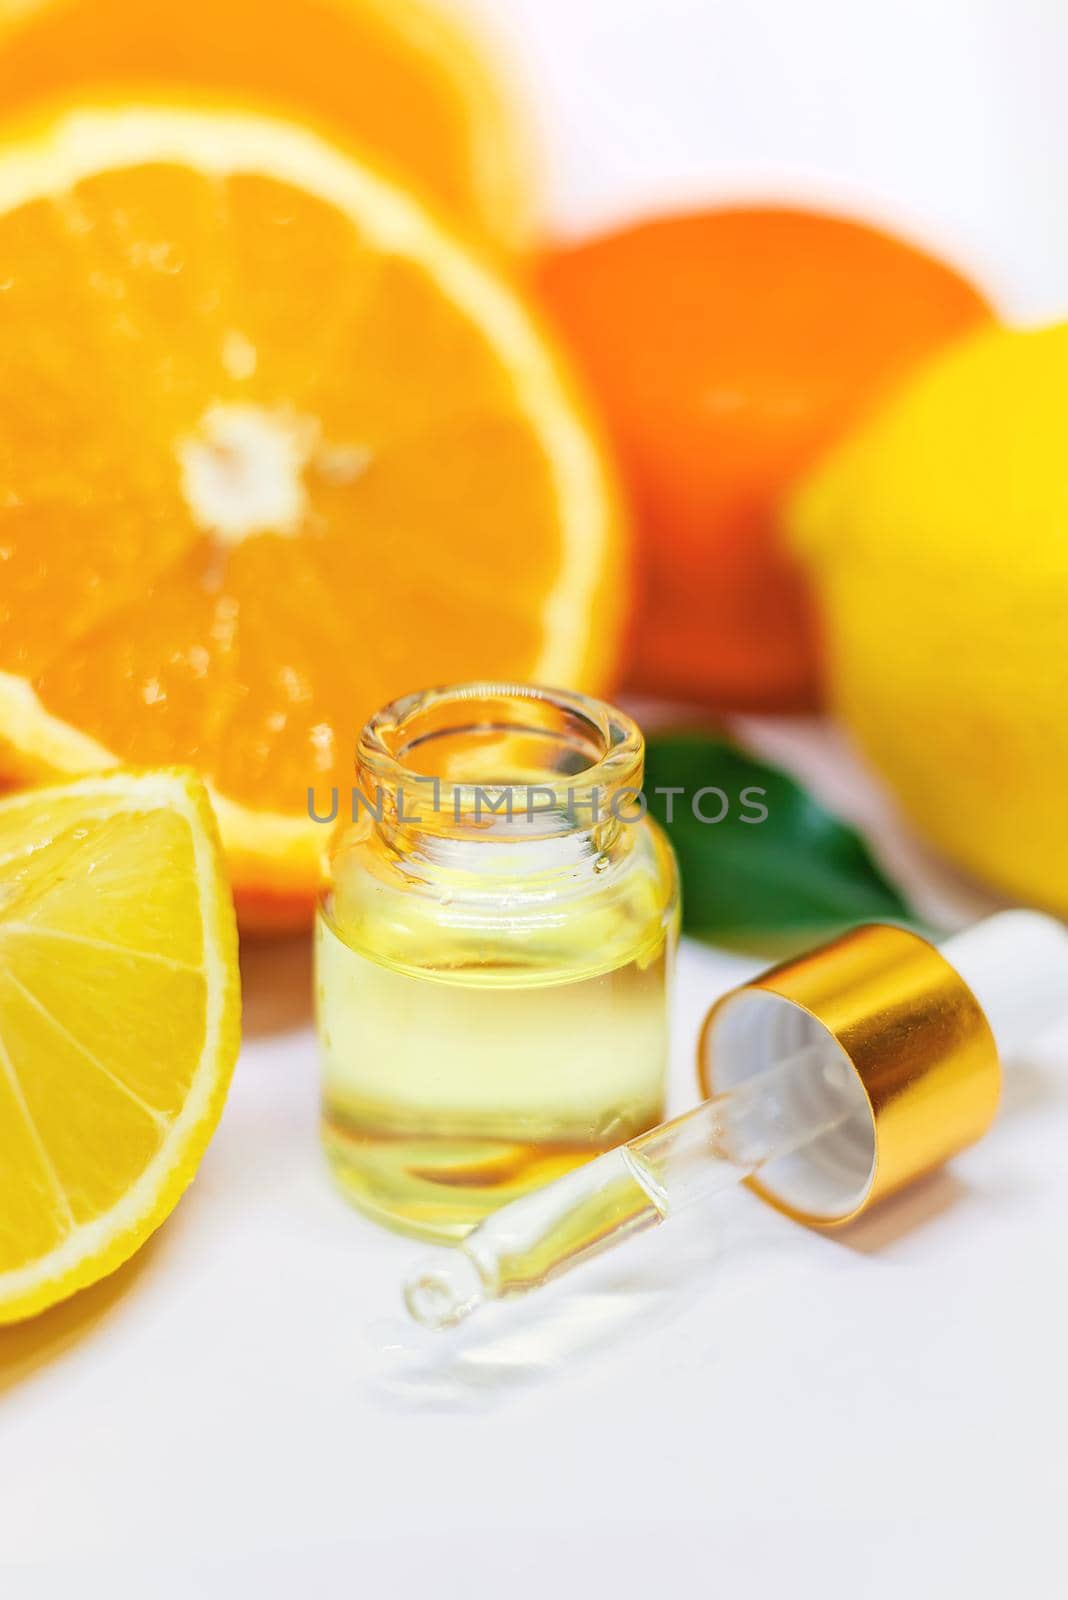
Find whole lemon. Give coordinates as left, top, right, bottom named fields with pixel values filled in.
left=790, top=322, right=1068, bottom=913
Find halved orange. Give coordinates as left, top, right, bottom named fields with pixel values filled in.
left=0, top=0, right=532, bottom=252
left=0, top=102, right=626, bottom=926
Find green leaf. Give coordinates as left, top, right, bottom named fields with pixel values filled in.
left=643, top=731, right=920, bottom=952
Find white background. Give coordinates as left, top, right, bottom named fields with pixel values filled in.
left=468, top=0, right=1068, bottom=321
left=4, top=3, right=1068, bottom=1595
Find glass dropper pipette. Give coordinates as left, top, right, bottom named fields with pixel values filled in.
left=405, top=911, right=1068, bottom=1331
left=405, top=1039, right=860, bottom=1329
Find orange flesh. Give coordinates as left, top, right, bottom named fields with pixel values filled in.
left=0, top=0, right=527, bottom=248
left=0, top=160, right=565, bottom=815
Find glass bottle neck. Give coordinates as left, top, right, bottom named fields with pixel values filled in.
left=362, top=774, right=640, bottom=847
left=352, top=682, right=647, bottom=866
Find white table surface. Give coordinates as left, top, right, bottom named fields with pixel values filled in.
left=2, top=721, right=1066, bottom=1596
left=5, top=2, right=1068, bottom=1590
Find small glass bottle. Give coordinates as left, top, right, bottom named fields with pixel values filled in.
left=315, top=683, right=679, bottom=1241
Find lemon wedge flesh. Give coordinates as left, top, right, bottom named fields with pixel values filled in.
left=0, top=769, right=240, bottom=1322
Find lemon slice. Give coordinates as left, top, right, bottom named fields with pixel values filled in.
left=0, top=769, right=240, bottom=1322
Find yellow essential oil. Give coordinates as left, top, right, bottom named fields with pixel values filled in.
left=315, top=684, right=679, bottom=1241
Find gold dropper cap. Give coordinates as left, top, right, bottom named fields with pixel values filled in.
left=698, top=922, right=1002, bottom=1226
left=404, top=913, right=1068, bottom=1331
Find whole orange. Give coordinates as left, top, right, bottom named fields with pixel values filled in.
left=538, top=209, right=993, bottom=709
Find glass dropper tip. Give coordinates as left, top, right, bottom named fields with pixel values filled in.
left=404, top=1251, right=486, bottom=1330
left=400, top=1040, right=860, bottom=1331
